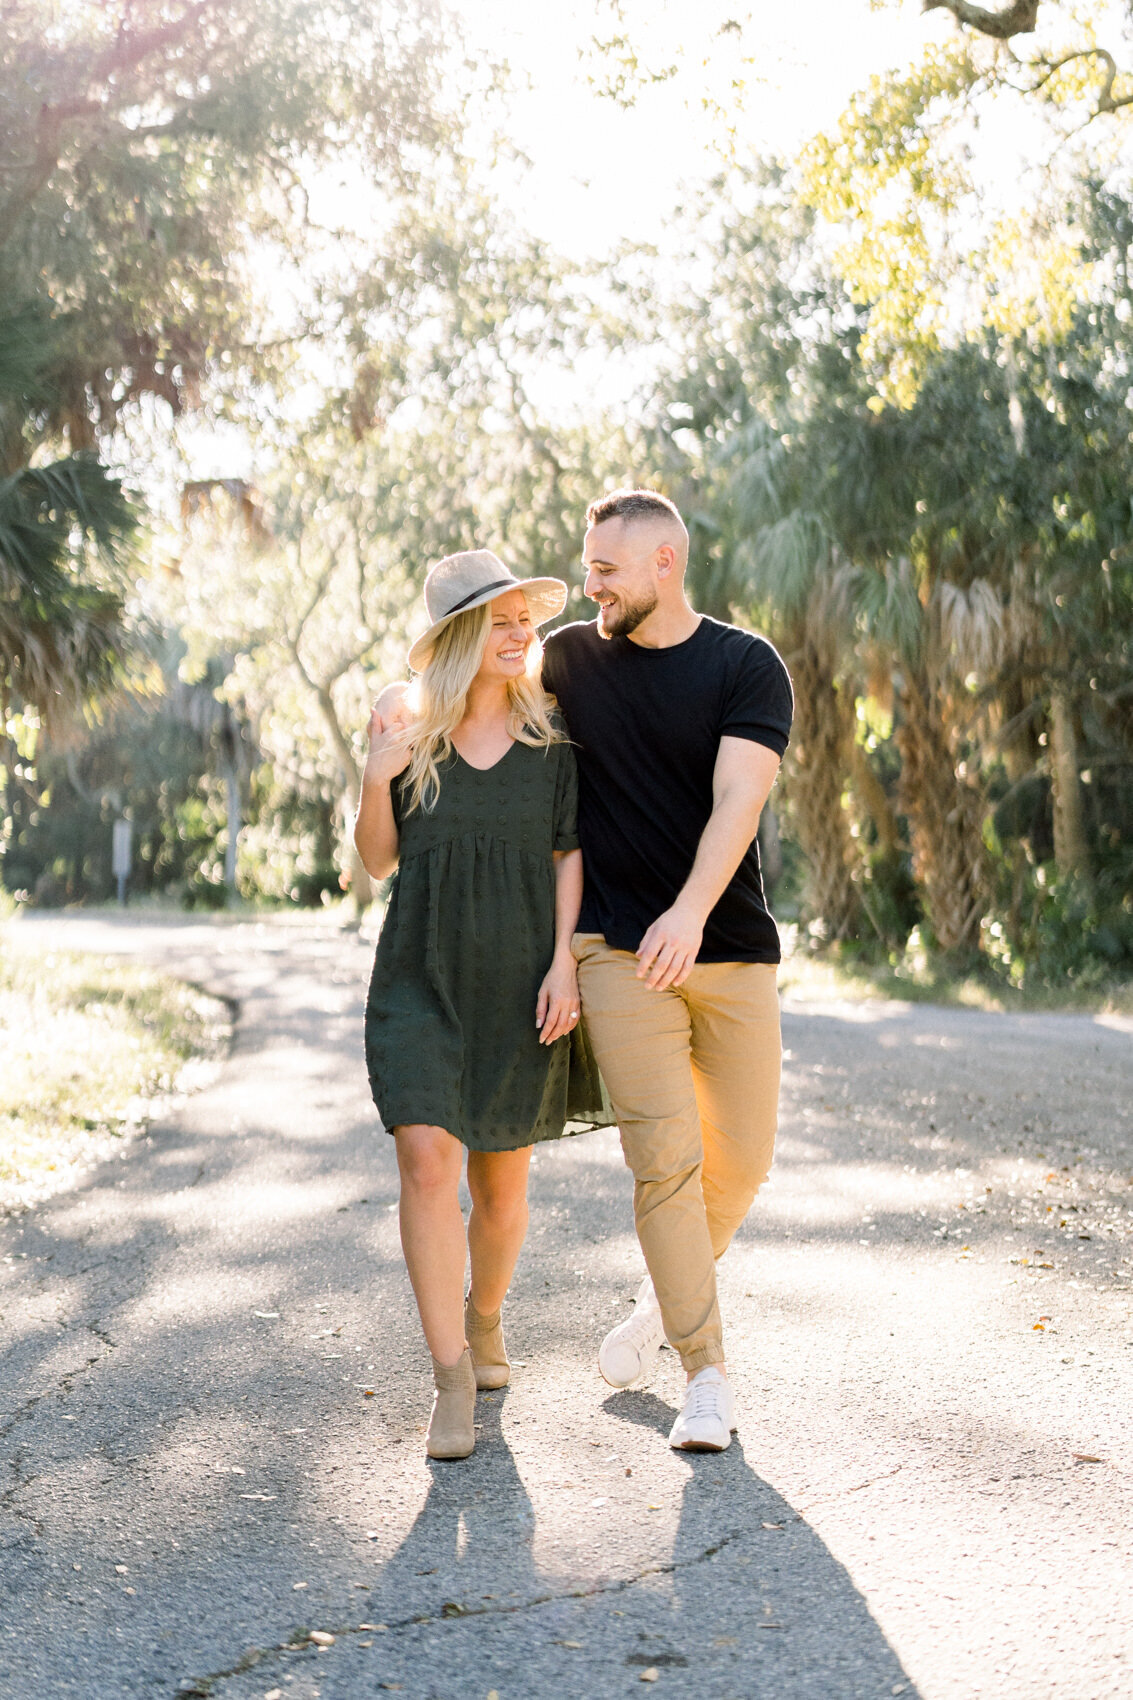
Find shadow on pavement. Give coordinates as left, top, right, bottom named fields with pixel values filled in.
left=334, top=1392, right=922, bottom=1700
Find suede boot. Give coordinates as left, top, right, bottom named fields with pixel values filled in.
left=465, top=1296, right=510, bottom=1390
left=426, top=1348, right=476, bottom=1460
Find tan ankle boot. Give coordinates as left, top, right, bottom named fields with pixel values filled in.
left=465, top=1296, right=510, bottom=1390
left=426, top=1348, right=476, bottom=1460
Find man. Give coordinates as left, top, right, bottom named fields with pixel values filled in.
left=542, top=488, right=793, bottom=1453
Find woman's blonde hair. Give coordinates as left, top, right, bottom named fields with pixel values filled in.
left=397, top=597, right=564, bottom=816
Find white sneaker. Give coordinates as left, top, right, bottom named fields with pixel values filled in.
left=668, top=1367, right=737, bottom=1452
left=598, top=1275, right=667, bottom=1388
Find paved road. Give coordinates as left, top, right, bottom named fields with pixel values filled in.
left=1, top=913, right=1130, bottom=1700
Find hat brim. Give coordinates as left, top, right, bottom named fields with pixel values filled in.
left=407, top=576, right=568, bottom=673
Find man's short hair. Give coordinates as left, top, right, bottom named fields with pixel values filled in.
left=586, top=488, right=684, bottom=530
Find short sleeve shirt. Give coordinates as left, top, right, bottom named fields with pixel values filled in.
left=542, top=616, right=793, bottom=963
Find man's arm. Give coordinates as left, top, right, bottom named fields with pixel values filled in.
left=636, top=736, right=782, bottom=990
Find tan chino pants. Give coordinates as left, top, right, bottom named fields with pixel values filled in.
left=573, top=934, right=781, bottom=1373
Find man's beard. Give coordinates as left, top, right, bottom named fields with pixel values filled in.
left=596, top=589, right=658, bottom=639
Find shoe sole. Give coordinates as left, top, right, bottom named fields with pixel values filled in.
left=670, top=1423, right=738, bottom=1453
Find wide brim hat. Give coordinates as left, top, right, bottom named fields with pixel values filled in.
left=406, top=549, right=568, bottom=672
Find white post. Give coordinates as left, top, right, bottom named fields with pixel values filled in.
left=111, top=819, right=133, bottom=906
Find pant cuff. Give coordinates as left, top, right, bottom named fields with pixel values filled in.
left=679, top=1343, right=725, bottom=1374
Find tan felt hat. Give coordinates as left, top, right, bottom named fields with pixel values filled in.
left=407, top=549, right=568, bottom=673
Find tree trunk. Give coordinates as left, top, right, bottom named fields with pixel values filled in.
left=757, top=805, right=783, bottom=895
left=1048, top=687, right=1092, bottom=883
left=896, top=673, right=987, bottom=955
left=314, top=682, right=373, bottom=918
left=783, top=637, right=861, bottom=940
left=222, top=765, right=240, bottom=891
left=849, top=740, right=900, bottom=853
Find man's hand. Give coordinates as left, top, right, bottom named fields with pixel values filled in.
left=635, top=901, right=705, bottom=991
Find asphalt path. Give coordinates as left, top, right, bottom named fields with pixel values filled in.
left=1, top=912, right=1130, bottom=1700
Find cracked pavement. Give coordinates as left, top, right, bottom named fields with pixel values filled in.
left=1, top=912, right=1130, bottom=1700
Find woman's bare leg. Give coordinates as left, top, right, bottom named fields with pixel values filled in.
left=466, top=1146, right=533, bottom=1316
left=394, top=1124, right=467, bottom=1366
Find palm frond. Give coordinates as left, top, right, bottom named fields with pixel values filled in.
left=933, top=577, right=1003, bottom=675
left=0, top=454, right=138, bottom=718
left=858, top=557, right=925, bottom=663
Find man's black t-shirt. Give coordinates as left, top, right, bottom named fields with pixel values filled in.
left=542, top=616, right=794, bottom=964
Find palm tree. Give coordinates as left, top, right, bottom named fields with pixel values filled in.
left=0, top=457, right=135, bottom=717
left=0, top=306, right=137, bottom=724
left=709, top=416, right=866, bottom=940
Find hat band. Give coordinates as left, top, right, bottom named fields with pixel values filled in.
left=439, top=577, right=516, bottom=620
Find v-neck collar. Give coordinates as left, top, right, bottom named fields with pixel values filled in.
left=451, top=738, right=518, bottom=774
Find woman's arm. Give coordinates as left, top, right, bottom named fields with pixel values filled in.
left=353, top=686, right=413, bottom=881
left=536, top=847, right=583, bottom=1045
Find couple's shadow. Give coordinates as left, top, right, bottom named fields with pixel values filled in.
left=363, top=1386, right=921, bottom=1698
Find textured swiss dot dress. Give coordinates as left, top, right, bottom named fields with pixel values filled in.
left=364, top=734, right=612, bottom=1151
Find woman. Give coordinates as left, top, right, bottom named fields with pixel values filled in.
left=354, top=549, right=607, bottom=1461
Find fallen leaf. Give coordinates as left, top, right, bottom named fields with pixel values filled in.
left=488, top=1692, right=500, bottom=1700
left=625, top=1467, right=633, bottom=1477
left=309, top=1630, right=334, bottom=1647
left=1073, top=1453, right=1103, bottom=1464
left=647, top=1504, right=661, bottom=1511
left=358, top=1640, right=372, bottom=1648
left=1032, top=1323, right=1045, bottom=1331
left=761, top=1522, right=784, bottom=1531
left=441, top=1602, right=467, bottom=1617
left=640, top=1671, right=659, bottom=1684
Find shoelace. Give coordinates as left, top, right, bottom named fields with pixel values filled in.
left=622, top=1300, right=663, bottom=1347
left=685, top=1378, right=725, bottom=1420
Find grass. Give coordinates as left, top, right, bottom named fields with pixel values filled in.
left=0, top=929, right=231, bottom=1211
left=778, top=938, right=1133, bottom=1017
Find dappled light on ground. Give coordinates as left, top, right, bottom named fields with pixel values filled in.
left=0, top=916, right=1129, bottom=1699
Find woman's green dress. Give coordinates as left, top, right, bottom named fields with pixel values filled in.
left=364, top=736, right=611, bottom=1151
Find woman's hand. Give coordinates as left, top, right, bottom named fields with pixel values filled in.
left=536, top=955, right=580, bottom=1046
left=364, top=691, right=413, bottom=788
